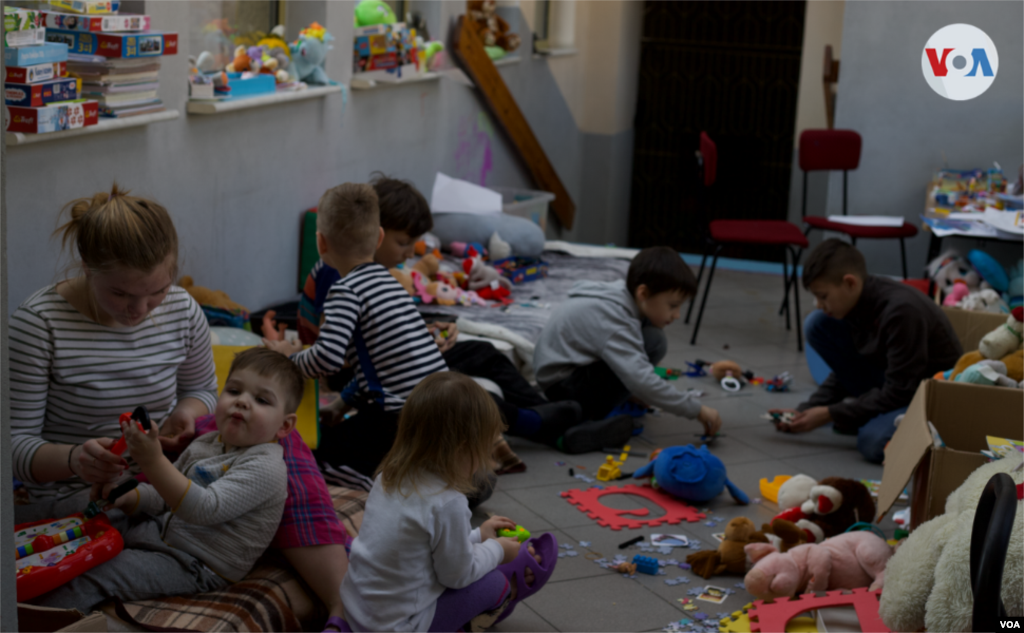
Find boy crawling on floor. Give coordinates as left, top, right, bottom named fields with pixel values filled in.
left=34, top=348, right=300, bottom=612
left=533, top=246, right=723, bottom=451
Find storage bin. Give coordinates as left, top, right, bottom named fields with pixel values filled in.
left=489, top=186, right=555, bottom=231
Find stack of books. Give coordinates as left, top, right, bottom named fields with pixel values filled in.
left=42, top=0, right=176, bottom=118
left=4, top=6, right=100, bottom=134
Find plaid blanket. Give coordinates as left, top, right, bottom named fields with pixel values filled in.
left=113, top=486, right=367, bottom=632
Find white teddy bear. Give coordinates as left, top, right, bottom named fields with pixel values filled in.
left=879, top=458, right=1022, bottom=632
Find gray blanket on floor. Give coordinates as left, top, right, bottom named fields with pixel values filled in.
left=417, top=251, right=630, bottom=344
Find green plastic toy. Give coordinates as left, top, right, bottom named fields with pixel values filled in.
left=354, top=0, right=396, bottom=28
left=498, top=525, right=531, bottom=543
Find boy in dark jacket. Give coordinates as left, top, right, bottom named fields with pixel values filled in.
left=778, top=239, right=962, bottom=462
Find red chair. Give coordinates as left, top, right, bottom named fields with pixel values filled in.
left=799, top=130, right=918, bottom=278
left=685, top=132, right=809, bottom=351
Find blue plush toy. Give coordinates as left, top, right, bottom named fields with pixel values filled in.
left=290, top=23, right=335, bottom=86
left=632, top=444, right=749, bottom=505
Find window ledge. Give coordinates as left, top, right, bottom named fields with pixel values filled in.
left=351, top=72, right=441, bottom=90
left=534, top=47, right=578, bottom=59
left=186, top=85, right=342, bottom=114
left=6, top=108, right=179, bottom=146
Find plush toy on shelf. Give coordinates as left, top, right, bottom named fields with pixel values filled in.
left=467, top=0, right=520, bottom=52
left=743, top=530, right=893, bottom=601
left=773, top=475, right=875, bottom=544
left=290, top=22, right=334, bottom=85
left=981, top=307, right=1024, bottom=359
left=632, top=444, right=749, bottom=505
left=354, top=0, right=396, bottom=27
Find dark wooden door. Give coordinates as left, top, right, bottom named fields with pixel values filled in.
left=628, top=1, right=805, bottom=261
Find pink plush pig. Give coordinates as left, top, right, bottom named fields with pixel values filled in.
left=743, top=531, right=893, bottom=601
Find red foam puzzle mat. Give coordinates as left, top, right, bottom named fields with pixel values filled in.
left=561, top=484, right=706, bottom=530
left=748, top=588, right=888, bottom=633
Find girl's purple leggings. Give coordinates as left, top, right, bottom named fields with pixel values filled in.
left=428, top=569, right=511, bottom=632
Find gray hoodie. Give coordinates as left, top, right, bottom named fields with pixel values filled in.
left=534, top=280, right=702, bottom=419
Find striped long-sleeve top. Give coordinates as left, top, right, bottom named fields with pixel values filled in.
left=291, top=262, right=447, bottom=411
left=11, top=285, right=219, bottom=503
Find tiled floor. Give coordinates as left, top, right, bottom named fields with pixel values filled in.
left=475, top=267, right=895, bottom=633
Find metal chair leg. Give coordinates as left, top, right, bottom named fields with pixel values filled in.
left=790, top=246, right=804, bottom=352
left=781, top=251, right=791, bottom=330
left=899, top=238, right=908, bottom=279
left=685, top=248, right=709, bottom=325
left=690, top=245, right=722, bottom=346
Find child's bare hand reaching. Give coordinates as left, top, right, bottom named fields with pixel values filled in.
left=263, top=338, right=303, bottom=356
left=480, top=515, right=516, bottom=542
left=123, top=418, right=163, bottom=468
left=698, top=405, right=722, bottom=437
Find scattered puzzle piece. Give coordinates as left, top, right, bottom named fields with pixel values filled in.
left=579, top=540, right=591, bottom=547
left=693, top=612, right=707, bottom=621
left=565, top=550, right=579, bottom=557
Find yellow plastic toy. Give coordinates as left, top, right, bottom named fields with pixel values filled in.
left=758, top=475, right=792, bottom=504
left=718, top=603, right=818, bottom=633
left=596, top=455, right=622, bottom=482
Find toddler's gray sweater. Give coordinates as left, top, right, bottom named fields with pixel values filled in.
left=133, top=432, right=287, bottom=582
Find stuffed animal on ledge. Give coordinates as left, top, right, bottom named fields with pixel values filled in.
left=632, top=444, right=749, bottom=505
left=773, top=475, right=875, bottom=544
left=467, top=0, right=521, bottom=52
left=290, top=22, right=334, bottom=85
left=743, top=530, right=893, bottom=601
left=686, top=517, right=768, bottom=579
left=980, top=307, right=1024, bottom=359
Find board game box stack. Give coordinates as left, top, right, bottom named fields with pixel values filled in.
left=3, top=6, right=101, bottom=135
left=42, top=0, right=175, bottom=118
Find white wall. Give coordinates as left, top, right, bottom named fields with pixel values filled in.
left=809, top=1, right=1023, bottom=275
left=5, top=0, right=639, bottom=314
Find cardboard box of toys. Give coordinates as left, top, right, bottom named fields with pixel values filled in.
left=876, top=306, right=1021, bottom=531
left=876, top=379, right=1022, bottom=532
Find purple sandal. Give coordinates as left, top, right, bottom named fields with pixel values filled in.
left=494, top=532, right=558, bottom=624
left=323, top=616, right=351, bottom=632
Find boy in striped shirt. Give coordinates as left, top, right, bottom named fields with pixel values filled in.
left=265, top=183, right=447, bottom=486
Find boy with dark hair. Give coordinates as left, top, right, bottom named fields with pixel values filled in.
left=294, top=175, right=581, bottom=459
left=534, top=246, right=723, bottom=453
left=266, top=182, right=448, bottom=488
left=777, top=239, right=962, bottom=463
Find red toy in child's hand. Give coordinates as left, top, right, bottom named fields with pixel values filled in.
left=14, top=512, right=123, bottom=602
left=109, top=406, right=152, bottom=456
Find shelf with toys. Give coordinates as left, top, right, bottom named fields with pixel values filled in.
left=186, top=85, right=342, bottom=115
left=350, top=71, right=439, bottom=90
left=6, top=108, right=179, bottom=146
left=187, top=23, right=342, bottom=116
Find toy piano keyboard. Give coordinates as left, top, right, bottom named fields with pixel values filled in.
left=15, top=512, right=123, bottom=602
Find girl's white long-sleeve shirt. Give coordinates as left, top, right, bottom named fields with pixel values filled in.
left=340, top=473, right=504, bottom=632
